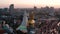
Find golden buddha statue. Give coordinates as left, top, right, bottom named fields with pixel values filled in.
left=27, top=12, right=36, bottom=34
left=27, top=12, right=35, bottom=27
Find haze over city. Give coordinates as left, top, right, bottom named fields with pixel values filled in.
left=0, top=0, right=60, bottom=8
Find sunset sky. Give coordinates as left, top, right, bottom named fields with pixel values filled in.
left=0, top=0, right=60, bottom=8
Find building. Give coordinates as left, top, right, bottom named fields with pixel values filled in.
left=9, top=4, right=14, bottom=11
left=9, top=4, right=14, bottom=14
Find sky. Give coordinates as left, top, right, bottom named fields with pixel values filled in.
left=0, top=0, right=60, bottom=8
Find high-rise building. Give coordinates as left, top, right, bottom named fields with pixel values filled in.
left=3, top=8, right=8, bottom=12
left=34, top=6, right=37, bottom=10
left=34, top=6, right=37, bottom=12
left=9, top=4, right=14, bottom=13
left=49, top=7, right=55, bottom=16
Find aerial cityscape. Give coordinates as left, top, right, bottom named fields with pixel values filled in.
left=0, top=0, right=60, bottom=34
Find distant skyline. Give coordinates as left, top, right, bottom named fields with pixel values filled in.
left=0, top=0, right=60, bottom=8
